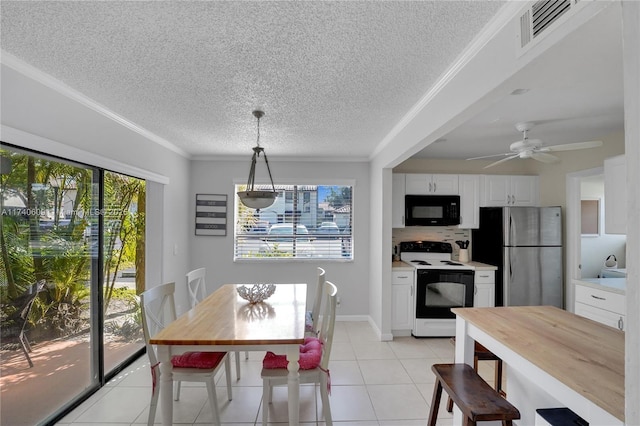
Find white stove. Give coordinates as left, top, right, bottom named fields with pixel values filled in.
left=399, top=241, right=473, bottom=271
left=399, top=241, right=475, bottom=337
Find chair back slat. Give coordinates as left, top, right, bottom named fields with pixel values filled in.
left=140, top=282, right=177, bottom=366
left=318, top=280, right=337, bottom=370
left=186, top=268, right=207, bottom=308
left=311, top=267, right=326, bottom=332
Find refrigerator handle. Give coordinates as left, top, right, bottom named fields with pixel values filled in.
left=509, top=254, right=513, bottom=280
left=508, top=213, right=514, bottom=245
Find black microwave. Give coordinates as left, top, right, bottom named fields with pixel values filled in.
left=404, top=195, right=461, bottom=226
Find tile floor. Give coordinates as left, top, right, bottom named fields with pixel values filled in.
left=57, top=321, right=501, bottom=425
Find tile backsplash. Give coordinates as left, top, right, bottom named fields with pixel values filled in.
left=393, top=227, right=471, bottom=261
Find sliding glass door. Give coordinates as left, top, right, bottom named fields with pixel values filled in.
left=0, top=144, right=145, bottom=425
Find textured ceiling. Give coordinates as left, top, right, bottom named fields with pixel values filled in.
left=0, top=1, right=505, bottom=159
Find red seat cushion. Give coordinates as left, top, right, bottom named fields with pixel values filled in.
left=171, top=351, right=226, bottom=369
left=263, top=337, right=323, bottom=370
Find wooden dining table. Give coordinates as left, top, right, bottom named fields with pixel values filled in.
left=149, top=283, right=307, bottom=426
left=452, top=306, right=624, bottom=426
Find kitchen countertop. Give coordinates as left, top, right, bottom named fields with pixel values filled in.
left=391, top=260, right=414, bottom=270
left=575, top=277, right=626, bottom=294
left=453, top=306, right=624, bottom=424
left=464, top=261, right=497, bottom=271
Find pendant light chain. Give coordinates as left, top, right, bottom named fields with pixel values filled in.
left=256, top=112, right=261, bottom=147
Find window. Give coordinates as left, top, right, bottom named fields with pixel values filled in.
left=234, top=184, right=353, bottom=260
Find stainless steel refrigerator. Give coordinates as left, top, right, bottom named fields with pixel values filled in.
left=471, top=206, right=563, bottom=307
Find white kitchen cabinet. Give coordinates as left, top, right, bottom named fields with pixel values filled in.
left=574, top=282, right=625, bottom=331
left=391, top=270, right=414, bottom=331
left=480, top=175, right=539, bottom=207
left=405, top=174, right=459, bottom=195
left=392, top=173, right=405, bottom=228
left=604, top=155, right=626, bottom=234
left=458, top=174, right=480, bottom=229
left=474, top=270, right=495, bottom=308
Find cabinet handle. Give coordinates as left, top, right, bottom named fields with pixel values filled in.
left=397, top=275, right=409, bottom=279
left=478, top=274, right=489, bottom=278
left=591, top=294, right=606, bottom=300
left=507, top=195, right=511, bottom=204
left=618, top=317, right=624, bottom=330
left=512, top=194, right=516, bottom=204
left=474, top=285, right=478, bottom=295
left=402, top=215, right=405, bottom=225
left=429, top=182, right=432, bottom=192
left=434, top=182, right=437, bottom=192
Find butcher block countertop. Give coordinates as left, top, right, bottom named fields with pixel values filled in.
left=452, top=306, right=625, bottom=423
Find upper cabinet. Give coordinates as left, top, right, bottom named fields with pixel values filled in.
left=405, top=174, right=459, bottom=195
left=604, top=155, right=626, bottom=234
left=392, top=173, right=406, bottom=228
left=392, top=173, right=539, bottom=229
left=480, top=175, right=539, bottom=207
left=458, top=175, right=480, bottom=229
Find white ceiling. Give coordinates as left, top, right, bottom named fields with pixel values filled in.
left=0, top=1, right=624, bottom=162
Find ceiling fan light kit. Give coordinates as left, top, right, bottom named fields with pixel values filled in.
left=237, top=110, right=278, bottom=210
left=467, top=121, right=603, bottom=168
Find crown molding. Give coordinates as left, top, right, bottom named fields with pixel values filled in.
left=1, top=50, right=189, bottom=159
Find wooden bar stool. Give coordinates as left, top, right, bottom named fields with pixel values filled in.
left=429, top=363, right=520, bottom=426
left=447, top=337, right=504, bottom=412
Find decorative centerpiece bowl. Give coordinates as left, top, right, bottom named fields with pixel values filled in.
left=236, top=284, right=276, bottom=304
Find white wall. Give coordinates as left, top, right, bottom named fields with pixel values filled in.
left=187, top=159, right=371, bottom=319
left=621, top=3, right=640, bottom=421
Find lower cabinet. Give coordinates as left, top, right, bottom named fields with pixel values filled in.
left=574, top=282, right=625, bottom=331
left=391, top=270, right=414, bottom=331
left=474, top=270, right=495, bottom=307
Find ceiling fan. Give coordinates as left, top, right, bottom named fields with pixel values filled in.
left=467, top=122, right=603, bottom=169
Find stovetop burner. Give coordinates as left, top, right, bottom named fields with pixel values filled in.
left=442, top=260, right=462, bottom=266
left=411, top=260, right=432, bottom=265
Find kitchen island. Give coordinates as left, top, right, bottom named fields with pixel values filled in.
left=452, top=306, right=624, bottom=426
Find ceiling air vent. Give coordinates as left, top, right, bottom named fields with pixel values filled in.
left=532, top=0, right=571, bottom=37
left=518, top=0, right=574, bottom=49
left=519, top=9, right=532, bottom=48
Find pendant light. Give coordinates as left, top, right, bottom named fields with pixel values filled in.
left=237, top=110, right=277, bottom=209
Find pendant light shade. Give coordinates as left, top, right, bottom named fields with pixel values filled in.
left=237, top=110, right=277, bottom=210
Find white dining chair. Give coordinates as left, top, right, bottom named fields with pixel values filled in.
left=305, top=267, right=326, bottom=336
left=261, top=280, right=338, bottom=425
left=140, top=281, right=232, bottom=426
left=186, top=267, right=245, bottom=380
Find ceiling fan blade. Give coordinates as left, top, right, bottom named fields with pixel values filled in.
left=541, top=140, right=603, bottom=152
left=531, top=152, right=560, bottom=163
left=483, top=154, right=519, bottom=169
left=466, top=152, right=512, bottom=161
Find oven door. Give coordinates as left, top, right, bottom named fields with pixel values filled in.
left=415, top=269, right=474, bottom=319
